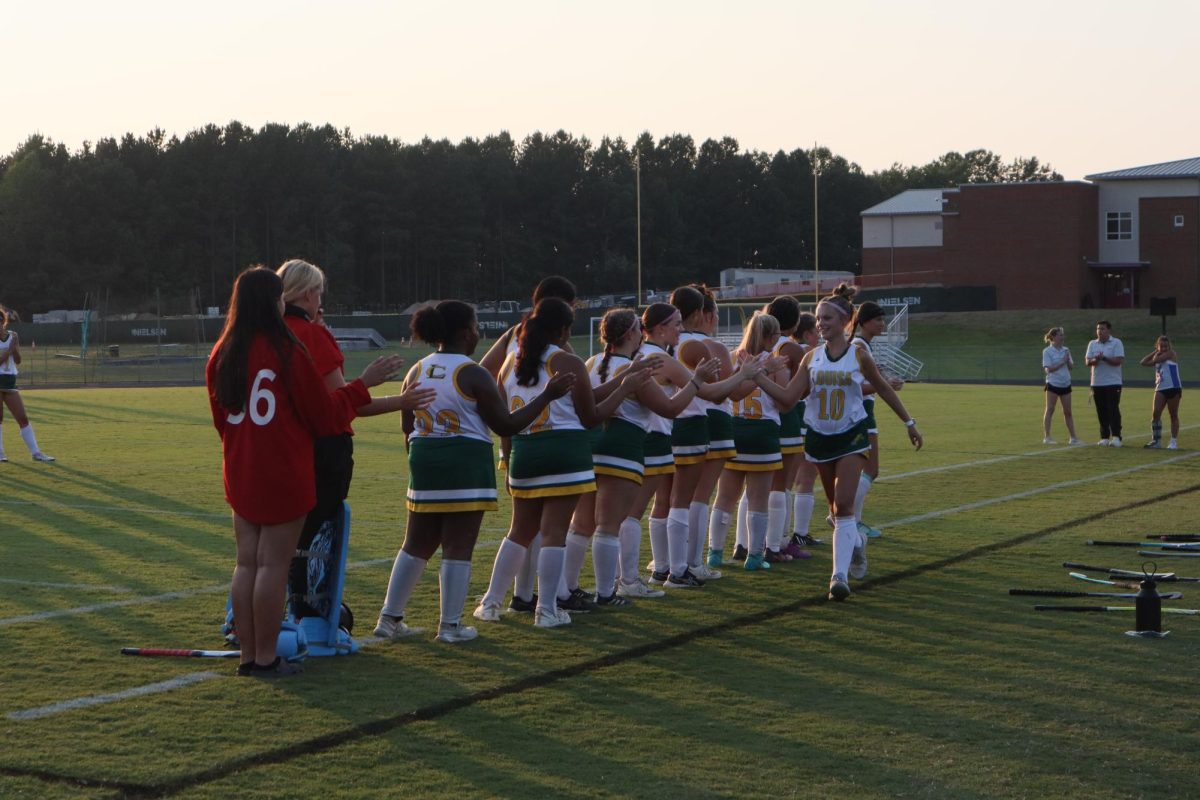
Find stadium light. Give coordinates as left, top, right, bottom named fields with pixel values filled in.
left=812, top=143, right=820, bottom=306
left=635, top=152, right=642, bottom=309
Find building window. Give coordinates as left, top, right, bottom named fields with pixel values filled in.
left=1175, top=215, right=1185, bottom=228
left=1106, top=212, right=1132, bottom=240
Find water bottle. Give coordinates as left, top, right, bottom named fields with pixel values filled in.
left=1135, top=567, right=1162, bottom=633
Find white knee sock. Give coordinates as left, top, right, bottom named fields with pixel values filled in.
left=689, top=501, right=709, bottom=569
left=561, top=531, right=590, bottom=599
left=536, top=546, right=566, bottom=616
left=648, top=516, right=669, bottom=573
left=766, top=491, right=787, bottom=551
left=439, top=559, right=471, bottom=626
left=854, top=474, right=873, bottom=522
left=793, top=492, right=814, bottom=535
left=592, top=533, right=620, bottom=597
left=748, top=510, right=768, bottom=557
left=482, top=538, right=527, bottom=608
left=513, top=531, right=540, bottom=601
left=708, top=508, right=732, bottom=553
left=20, top=423, right=42, bottom=455
left=618, top=517, right=642, bottom=584
left=736, top=493, right=749, bottom=549
left=0, top=422, right=6, bottom=459
left=832, top=516, right=857, bottom=578
left=667, top=507, right=690, bottom=577
left=380, top=550, right=428, bottom=618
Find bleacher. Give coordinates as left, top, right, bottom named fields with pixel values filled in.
left=330, top=328, right=387, bottom=351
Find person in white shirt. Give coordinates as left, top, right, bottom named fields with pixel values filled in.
left=0, top=305, right=54, bottom=463
left=1139, top=335, right=1183, bottom=450
left=1041, top=327, right=1080, bottom=445
left=1085, top=320, right=1124, bottom=447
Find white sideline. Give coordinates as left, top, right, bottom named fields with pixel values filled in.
left=7, top=671, right=221, bottom=721
left=0, top=578, right=132, bottom=593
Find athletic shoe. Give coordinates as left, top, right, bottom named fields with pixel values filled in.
left=373, top=614, right=419, bottom=639
left=849, top=534, right=868, bottom=580
left=250, top=657, right=303, bottom=678
left=707, top=548, right=725, bottom=568
left=693, top=563, right=723, bottom=580
left=0, top=455, right=7, bottom=463
left=764, top=549, right=791, bottom=564
left=32, top=452, right=55, bottom=462
left=731, top=544, right=748, bottom=562
left=595, top=592, right=632, bottom=608
left=1068, top=438, right=1083, bottom=445
left=665, top=569, right=706, bottom=588
left=1043, top=437, right=1056, bottom=445
left=558, top=587, right=597, bottom=612
left=828, top=573, right=851, bottom=601
left=796, top=533, right=824, bottom=546
left=744, top=553, right=771, bottom=571
left=534, top=606, right=571, bottom=628
left=472, top=600, right=503, bottom=622
left=1145, top=440, right=1161, bottom=449
left=857, top=521, right=882, bottom=539
left=782, top=536, right=813, bottom=560
left=648, top=569, right=670, bottom=585
left=617, top=577, right=665, bottom=598
left=1097, top=439, right=1111, bottom=446
left=1111, top=437, right=1123, bottom=448
left=1168, top=439, right=1179, bottom=450
left=435, top=622, right=478, bottom=643
left=508, top=593, right=537, bottom=613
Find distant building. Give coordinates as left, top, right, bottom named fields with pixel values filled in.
left=861, top=156, right=1200, bottom=309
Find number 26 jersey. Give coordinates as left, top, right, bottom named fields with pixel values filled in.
left=802, top=343, right=868, bottom=436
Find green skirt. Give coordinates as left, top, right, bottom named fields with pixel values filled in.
left=407, top=436, right=498, bottom=513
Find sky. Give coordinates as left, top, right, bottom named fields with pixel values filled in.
left=3, top=0, right=1198, bottom=181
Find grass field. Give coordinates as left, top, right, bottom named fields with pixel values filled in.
left=2, top=381, right=1199, bottom=799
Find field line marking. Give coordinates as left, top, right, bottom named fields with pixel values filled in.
left=0, top=578, right=132, bottom=593
left=6, top=672, right=221, bottom=721
left=880, top=451, right=1200, bottom=529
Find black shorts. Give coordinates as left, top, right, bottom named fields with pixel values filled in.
left=1158, top=388, right=1182, bottom=400
left=1044, top=384, right=1071, bottom=396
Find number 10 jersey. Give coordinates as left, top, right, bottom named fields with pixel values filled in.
left=802, top=343, right=868, bottom=436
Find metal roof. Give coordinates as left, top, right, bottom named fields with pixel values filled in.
left=860, top=188, right=948, bottom=217
left=1086, top=157, right=1200, bottom=181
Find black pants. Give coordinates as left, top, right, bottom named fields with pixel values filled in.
left=288, top=433, right=354, bottom=616
left=1092, top=385, right=1122, bottom=440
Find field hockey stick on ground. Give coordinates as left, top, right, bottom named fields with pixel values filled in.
left=1138, top=550, right=1200, bottom=559
left=1010, top=589, right=1183, bottom=600
left=1034, top=605, right=1200, bottom=615
left=1068, top=572, right=1147, bottom=590
left=1147, top=534, right=1200, bottom=542
left=1087, top=540, right=1200, bottom=549
left=1061, top=562, right=1184, bottom=581
left=121, top=647, right=240, bottom=658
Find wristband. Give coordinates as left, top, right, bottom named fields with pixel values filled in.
left=690, top=378, right=702, bottom=389
left=905, top=419, right=916, bottom=428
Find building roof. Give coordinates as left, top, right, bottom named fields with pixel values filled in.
left=860, top=188, right=947, bottom=217
left=1086, top=156, right=1200, bottom=181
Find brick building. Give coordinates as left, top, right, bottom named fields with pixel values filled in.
left=861, top=156, right=1200, bottom=310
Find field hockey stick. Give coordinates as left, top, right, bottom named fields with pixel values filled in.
left=1138, top=550, right=1200, bottom=559
left=1086, top=540, right=1200, bottom=549
left=1034, top=605, right=1200, bottom=615
left=121, top=647, right=240, bottom=658
left=1009, top=589, right=1183, bottom=600
left=1060, top=562, right=1188, bottom=581
left=1148, top=534, right=1200, bottom=542
left=1068, top=572, right=1146, bottom=590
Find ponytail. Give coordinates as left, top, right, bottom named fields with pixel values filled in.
left=516, top=298, right=574, bottom=386
left=851, top=301, right=885, bottom=333
left=817, top=282, right=857, bottom=321
left=736, top=311, right=780, bottom=359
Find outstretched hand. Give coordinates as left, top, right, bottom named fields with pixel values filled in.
left=694, top=357, right=720, bottom=383
left=545, top=371, right=576, bottom=398
left=397, top=382, right=437, bottom=411
left=359, top=354, right=405, bottom=388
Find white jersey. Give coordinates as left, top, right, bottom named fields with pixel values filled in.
left=677, top=331, right=714, bottom=419
left=408, top=353, right=493, bottom=444
left=803, top=343, right=868, bottom=435
left=0, top=332, right=16, bottom=376
left=639, top=341, right=678, bottom=435
left=1042, top=344, right=1071, bottom=388
left=501, top=344, right=583, bottom=435
left=732, top=347, right=780, bottom=424
left=1156, top=358, right=1182, bottom=391
left=586, top=352, right=651, bottom=431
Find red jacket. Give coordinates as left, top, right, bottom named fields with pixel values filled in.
left=206, top=335, right=370, bottom=524
left=284, top=310, right=360, bottom=435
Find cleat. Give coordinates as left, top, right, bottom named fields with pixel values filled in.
left=32, top=452, right=55, bottom=462
left=796, top=533, right=824, bottom=546
left=665, top=569, right=705, bottom=588
left=595, top=592, right=632, bottom=608
left=1043, top=437, right=1057, bottom=445
left=731, top=544, right=748, bottom=562
left=849, top=533, right=868, bottom=580
left=534, top=606, right=571, bottom=628
left=1068, top=437, right=1083, bottom=445
left=1145, top=440, right=1161, bottom=449
left=617, top=577, right=665, bottom=598
left=707, top=548, right=724, bottom=568
left=472, top=600, right=503, bottom=622
left=435, top=622, right=478, bottom=643
left=1110, top=437, right=1123, bottom=448
left=744, top=553, right=771, bottom=571
left=1168, top=439, right=1179, bottom=450
left=1097, top=439, right=1110, bottom=447
left=828, top=574, right=851, bottom=601
left=373, top=614, right=419, bottom=639
left=764, top=549, right=791, bottom=564
left=857, top=521, right=882, bottom=539
left=647, top=569, right=670, bottom=585
left=250, top=657, right=303, bottom=678
left=782, top=536, right=813, bottom=560
left=508, top=593, right=537, bottom=613
left=558, top=587, right=597, bottom=612
left=693, top=563, right=723, bottom=580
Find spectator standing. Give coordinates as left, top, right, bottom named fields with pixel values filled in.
left=1085, top=320, right=1124, bottom=447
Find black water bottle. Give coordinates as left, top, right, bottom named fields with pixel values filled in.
left=1135, top=572, right=1162, bottom=633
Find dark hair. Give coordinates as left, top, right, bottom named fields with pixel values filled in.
left=532, top=276, right=576, bottom=305
left=818, top=282, right=857, bottom=319
left=516, top=298, right=574, bottom=386
left=598, top=308, right=639, bottom=382
left=411, top=300, right=475, bottom=346
left=794, top=312, right=817, bottom=340
left=765, top=296, right=801, bottom=333
left=670, top=285, right=706, bottom=322
left=692, top=283, right=717, bottom=314
left=852, top=301, right=885, bottom=332
left=1097, top=320, right=1112, bottom=330
left=213, top=266, right=297, bottom=411
left=641, top=302, right=679, bottom=357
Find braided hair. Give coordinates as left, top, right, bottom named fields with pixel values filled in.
left=598, top=308, right=639, bottom=383
left=516, top=297, right=574, bottom=387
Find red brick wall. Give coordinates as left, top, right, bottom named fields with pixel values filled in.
left=861, top=246, right=943, bottom=286
left=1139, top=196, right=1200, bottom=307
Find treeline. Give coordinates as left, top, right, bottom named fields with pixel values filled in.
left=0, top=123, right=1061, bottom=314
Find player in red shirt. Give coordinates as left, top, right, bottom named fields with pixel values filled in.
left=206, top=266, right=400, bottom=677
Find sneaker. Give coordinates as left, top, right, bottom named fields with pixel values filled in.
left=665, top=569, right=706, bottom=588
left=693, top=563, right=723, bottom=580
left=373, top=613, right=420, bottom=639
left=32, top=452, right=55, bottom=462
left=764, top=549, right=791, bottom=564
left=828, top=574, right=851, bottom=601
left=472, top=600, right=503, bottom=622
left=617, top=577, right=665, bottom=598
left=1097, top=439, right=1111, bottom=447
left=782, top=536, right=813, bottom=560
left=1111, top=437, right=1123, bottom=448
left=707, top=548, right=724, bottom=568
left=796, top=533, right=824, bottom=546
left=744, top=553, right=771, bottom=571
left=595, top=592, right=632, bottom=608
left=731, top=544, right=748, bottom=562
left=534, top=606, right=571, bottom=628
left=647, top=569, right=670, bottom=585
left=1068, top=437, right=1083, bottom=445
left=1042, top=437, right=1057, bottom=445
left=849, top=534, right=868, bottom=580
left=250, top=657, right=303, bottom=678
left=0, top=454, right=7, bottom=463
left=1168, top=439, right=1179, bottom=450
left=857, top=521, right=882, bottom=539
left=508, top=593, right=537, bottom=613
left=558, top=587, right=598, bottom=612
left=1145, top=440, right=1161, bottom=449
left=435, top=622, right=478, bottom=643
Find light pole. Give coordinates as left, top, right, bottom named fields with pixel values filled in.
left=635, top=152, right=643, bottom=309
left=812, top=143, right=821, bottom=306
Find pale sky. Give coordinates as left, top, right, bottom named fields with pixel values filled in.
left=3, top=0, right=1197, bottom=180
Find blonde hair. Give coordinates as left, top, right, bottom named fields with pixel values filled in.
left=276, top=259, right=325, bottom=303
left=1044, top=326, right=1064, bottom=344
left=736, top=311, right=780, bottom=358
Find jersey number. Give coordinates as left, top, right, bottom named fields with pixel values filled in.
left=227, top=369, right=277, bottom=426
left=414, top=409, right=461, bottom=435
left=734, top=390, right=763, bottom=420
left=816, top=388, right=845, bottom=422
left=510, top=396, right=551, bottom=432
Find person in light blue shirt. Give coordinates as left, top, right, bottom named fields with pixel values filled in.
left=1139, top=335, right=1182, bottom=450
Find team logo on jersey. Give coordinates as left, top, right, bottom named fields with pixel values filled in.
left=425, top=363, right=447, bottom=380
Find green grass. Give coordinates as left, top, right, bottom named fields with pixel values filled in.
left=2, top=383, right=1199, bottom=799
